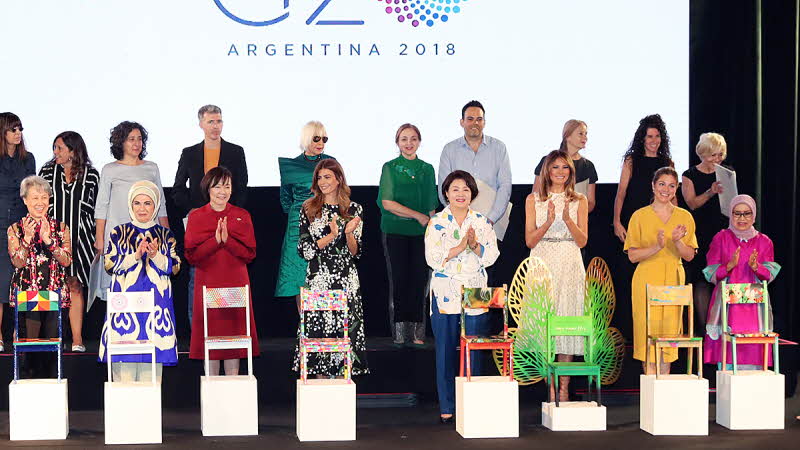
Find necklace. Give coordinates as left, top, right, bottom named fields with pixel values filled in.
left=302, top=153, right=321, bottom=162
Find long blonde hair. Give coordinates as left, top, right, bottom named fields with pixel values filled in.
left=303, top=159, right=353, bottom=220
left=537, top=150, right=579, bottom=202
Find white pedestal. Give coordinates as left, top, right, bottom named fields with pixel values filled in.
left=296, top=379, right=356, bottom=441
left=640, top=374, right=708, bottom=436
left=716, top=370, right=784, bottom=430
left=104, top=382, right=162, bottom=444
left=542, top=401, right=606, bottom=431
left=201, top=375, right=259, bottom=436
left=9, top=379, right=69, bottom=441
left=455, top=376, right=519, bottom=438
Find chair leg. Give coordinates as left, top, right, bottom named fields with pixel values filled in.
left=554, top=373, right=560, bottom=407
left=763, top=343, right=768, bottom=371
left=731, top=337, right=738, bottom=375
left=721, top=337, right=728, bottom=372
left=466, top=342, right=472, bottom=382
left=687, top=347, right=693, bottom=376
left=459, top=339, right=465, bottom=378
left=645, top=338, right=651, bottom=375
left=509, top=344, right=515, bottom=382
left=655, top=344, right=661, bottom=378
left=596, top=374, right=602, bottom=406
left=773, top=337, right=780, bottom=374
left=697, top=345, right=703, bottom=380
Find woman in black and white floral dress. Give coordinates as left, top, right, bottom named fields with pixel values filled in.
left=293, top=158, right=368, bottom=376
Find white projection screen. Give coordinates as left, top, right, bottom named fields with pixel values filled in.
left=3, top=0, right=688, bottom=186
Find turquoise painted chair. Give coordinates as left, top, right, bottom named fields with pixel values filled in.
left=720, top=280, right=779, bottom=374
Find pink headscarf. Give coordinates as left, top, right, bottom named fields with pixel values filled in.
left=728, top=194, right=758, bottom=241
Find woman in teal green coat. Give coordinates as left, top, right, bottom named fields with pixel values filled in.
left=276, top=121, right=334, bottom=305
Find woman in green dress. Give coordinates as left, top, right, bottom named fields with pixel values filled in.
left=378, top=123, right=439, bottom=346
left=276, top=121, right=334, bottom=307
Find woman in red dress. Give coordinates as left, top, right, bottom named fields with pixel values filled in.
left=186, top=166, right=258, bottom=375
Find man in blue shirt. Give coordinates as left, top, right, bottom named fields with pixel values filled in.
left=438, top=100, right=512, bottom=239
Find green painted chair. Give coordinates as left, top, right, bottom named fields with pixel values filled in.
left=719, top=280, right=779, bottom=375
left=545, top=313, right=601, bottom=407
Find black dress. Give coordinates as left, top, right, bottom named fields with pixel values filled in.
left=681, top=165, right=729, bottom=282
left=620, top=154, right=671, bottom=228
left=293, top=202, right=369, bottom=376
left=0, top=152, right=36, bottom=304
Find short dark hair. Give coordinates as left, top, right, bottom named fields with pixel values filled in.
left=200, top=166, right=233, bottom=203
left=109, top=121, right=148, bottom=160
left=442, top=170, right=479, bottom=203
left=461, top=100, right=485, bottom=119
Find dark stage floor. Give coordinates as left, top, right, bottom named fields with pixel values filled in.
left=0, top=404, right=799, bottom=449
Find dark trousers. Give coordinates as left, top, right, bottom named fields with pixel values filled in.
left=431, top=306, right=489, bottom=415
left=382, top=233, right=429, bottom=324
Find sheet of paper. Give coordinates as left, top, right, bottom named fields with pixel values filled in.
left=715, top=164, right=738, bottom=217
left=471, top=179, right=512, bottom=241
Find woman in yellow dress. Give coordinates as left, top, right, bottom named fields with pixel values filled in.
left=624, top=166, right=697, bottom=374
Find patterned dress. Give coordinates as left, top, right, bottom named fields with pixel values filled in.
left=7, top=215, right=71, bottom=307
left=39, top=162, right=100, bottom=286
left=293, top=202, right=368, bottom=376
left=529, top=192, right=586, bottom=355
left=98, top=223, right=181, bottom=366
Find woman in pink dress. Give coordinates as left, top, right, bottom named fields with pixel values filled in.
left=703, top=195, right=780, bottom=369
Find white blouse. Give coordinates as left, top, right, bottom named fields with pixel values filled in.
left=424, top=206, right=500, bottom=315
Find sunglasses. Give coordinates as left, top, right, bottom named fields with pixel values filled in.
left=312, top=136, right=329, bottom=143
left=10, top=126, right=23, bottom=133
left=732, top=211, right=753, bottom=219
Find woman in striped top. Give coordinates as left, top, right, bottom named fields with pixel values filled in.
left=39, top=131, right=99, bottom=352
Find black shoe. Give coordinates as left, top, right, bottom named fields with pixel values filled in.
left=439, top=415, right=454, bottom=424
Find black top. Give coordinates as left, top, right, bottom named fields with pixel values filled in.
left=0, top=152, right=36, bottom=227
left=620, top=154, right=671, bottom=228
left=172, top=138, right=248, bottom=217
left=535, top=154, right=598, bottom=184
left=682, top=165, right=730, bottom=276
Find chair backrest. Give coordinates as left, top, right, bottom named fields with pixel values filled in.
left=300, top=287, right=348, bottom=312
left=461, top=285, right=509, bottom=337
left=645, top=284, right=693, bottom=338
left=204, top=286, right=249, bottom=308
left=720, top=280, right=770, bottom=333
left=16, top=290, right=59, bottom=312
left=299, top=287, right=348, bottom=340
left=546, top=314, right=593, bottom=360
left=106, top=289, right=155, bottom=314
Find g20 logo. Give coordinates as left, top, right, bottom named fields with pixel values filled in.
left=214, top=0, right=364, bottom=26
left=215, top=0, right=470, bottom=28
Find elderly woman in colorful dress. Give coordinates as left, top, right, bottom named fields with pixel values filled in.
left=98, top=180, right=180, bottom=382
left=425, top=170, right=499, bottom=424
left=8, top=175, right=71, bottom=377
left=703, top=195, right=780, bottom=370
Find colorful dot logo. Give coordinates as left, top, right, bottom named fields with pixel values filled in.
left=379, top=0, right=468, bottom=28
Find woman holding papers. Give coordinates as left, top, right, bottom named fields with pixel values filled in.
left=525, top=150, right=588, bottom=402
left=702, top=195, right=779, bottom=369
left=681, top=133, right=731, bottom=333
left=533, top=120, right=598, bottom=212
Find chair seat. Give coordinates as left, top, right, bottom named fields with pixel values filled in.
left=729, top=331, right=778, bottom=338
left=14, top=338, right=61, bottom=346
left=462, top=335, right=512, bottom=344
left=549, top=361, right=600, bottom=376
left=301, top=338, right=351, bottom=352
left=109, top=339, right=152, bottom=346
left=206, top=335, right=251, bottom=344
left=650, top=334, right=702, bottom=342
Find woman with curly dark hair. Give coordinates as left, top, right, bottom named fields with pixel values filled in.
left=39, top=131, right=100, bottom=351
left=93, top=121, right=168, bottom=302
left=0, top=112, right=36, bottom=351
left=613, top=114, right=675, bottom=242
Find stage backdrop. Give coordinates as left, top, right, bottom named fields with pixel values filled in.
left=4, top=0, right=688, bottom=185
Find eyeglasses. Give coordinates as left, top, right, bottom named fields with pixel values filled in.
left=10, top=126, right=23, bottom=133
left=312, top=136, right=329, bottom=143
left=732, top=211, right=753, bottom=219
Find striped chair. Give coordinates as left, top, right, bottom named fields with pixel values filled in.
left=298, top=287, right=351, bottom=383
left=13, top=290, right=62, bottom=381
left=203, top=285, right=254, bottom=378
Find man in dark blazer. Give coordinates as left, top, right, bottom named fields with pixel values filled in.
left=173, top=104, right=248, bottom=328
left=172, top=104, right=248, bottom=218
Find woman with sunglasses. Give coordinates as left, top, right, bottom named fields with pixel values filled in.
left=276, top=121, right=334, bottom=309
left=0, top=113, right=36, bottom=351
left=703, top=195, right=780, bottom=370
